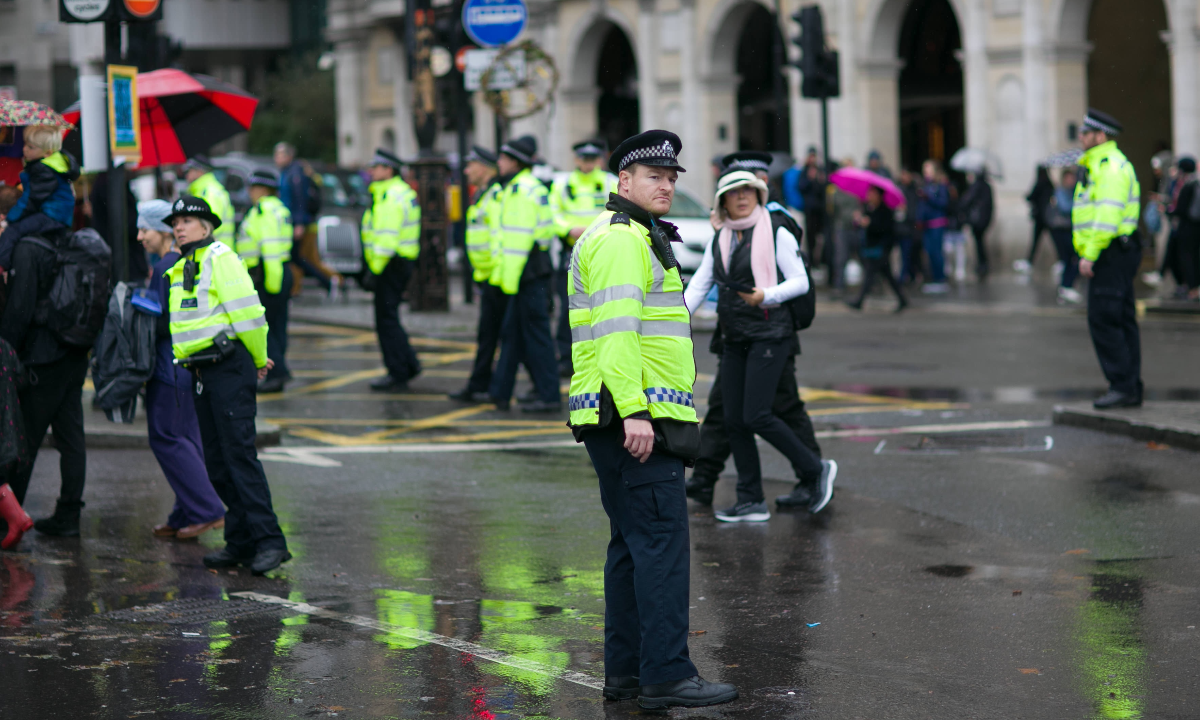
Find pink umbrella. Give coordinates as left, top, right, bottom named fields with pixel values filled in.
left=829, top=167, right=905, bottom=209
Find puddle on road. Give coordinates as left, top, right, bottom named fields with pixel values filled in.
left=1075, top=566, right=1147, bottom=720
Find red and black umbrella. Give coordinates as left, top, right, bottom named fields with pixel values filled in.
left=63, top=68, right=258, bottom=168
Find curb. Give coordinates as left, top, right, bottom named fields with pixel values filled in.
left=52, top=420, right=283, bottom=451
left=1052, top=404, right=1200, bottom=452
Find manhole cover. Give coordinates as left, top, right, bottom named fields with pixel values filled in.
left=103, top=598, right=287, bottom=624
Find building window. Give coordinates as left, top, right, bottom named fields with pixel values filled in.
left=0, top=65, right=16, bottom=89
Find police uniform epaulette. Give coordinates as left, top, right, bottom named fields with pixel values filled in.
left=610, top=213, right=630, bottom=226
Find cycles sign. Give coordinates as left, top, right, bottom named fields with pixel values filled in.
left=461, top=0, right=527, bottom=48
left=60, top=0, right=162, bottom=21
left=61, top=0, right=111, bottom=21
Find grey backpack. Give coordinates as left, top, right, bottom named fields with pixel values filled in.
left=91, top=283, right=158, bottom=423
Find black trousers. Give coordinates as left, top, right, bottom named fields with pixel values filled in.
left=554, top=247, right=572, bottom=366
left=1087, top=240, right=1142, bottom=396
left=693, top=353, right=821, bottom=486
left=1160, top=228, right=1181, bottom=282
left=1177, top=227, right=1200, bottom=290
left=193, top=343, right=287, bottom=555
left=259, top=267, right=293, bottom=382
left=722, top=338, right=824, bottom=505
left=853, top=254, right=906, bottom=305
left=373, top=258, right=422, bottom=383
left=488, top=277, right=560, bottom=404
left=10, top=352, right=88, bottom=507
left=583, top=422, right=697, bottom=686
left=972, top=223, right=989, bottom=272
left=1028, top=219, right=1047, bottom=263
left=465, top=282, right=510, bottom=394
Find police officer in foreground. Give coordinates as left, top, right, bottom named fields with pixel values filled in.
left=237, top=169, right=293, bottom=393
left=1073, top=109, right=1143, bottom=409
left=164, top=196, right=290, bottom=575
left=450, top=146, right=505, bottom=402
left=568, top=130, right=737, bottom=710
left=363, top=148, right=422, bottom=392
left=487, top=135, right=560, bottom=412
left=550, top=139, right=619, bottom=377
left=182, top=154, right=235, bottom=246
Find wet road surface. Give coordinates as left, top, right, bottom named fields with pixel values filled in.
left=3, top=298, right=1199, bottom=719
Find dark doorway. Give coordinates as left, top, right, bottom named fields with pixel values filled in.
left=897, top=0, right=964, bottom=172
left=596, top=26, right=639, bottom=152
left=1088, top=0, right=1170, bottom=199
left=736, top=4, right=790, bottom=153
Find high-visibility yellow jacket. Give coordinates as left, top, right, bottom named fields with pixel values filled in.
left=167, top=239, right=269, bottom=367
left=188, top=172, right=235, bottom=246
left=549, top=169, right=618, bottom=247
left=567, top=210, right=697, bottom=427
left=465, top=180, right=501, bottom=283
left=1073, top=140, right=1140, bottom=261
left=489, top=168, right=554, bottom=294
left=362, top=176, right=420, bottom=275
left=236, top=195, right=293, bottom=294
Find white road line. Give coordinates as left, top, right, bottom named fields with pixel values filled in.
left=260, top=419, right=1051, bottom=467
left=231, top=591, right=603, bottom=690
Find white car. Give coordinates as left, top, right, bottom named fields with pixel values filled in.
left=664, top=187, right=713, bottom=278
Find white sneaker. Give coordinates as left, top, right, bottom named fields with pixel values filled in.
left=1057, top=287, right=1082, bottom=304
left=921, top=282, right=949, bottom=294
left=1051, top=262, right=1064, bottom=281
left=1013, top=259, right=1032, bottom=274
left=1143, top=271, right=1163, bottom=287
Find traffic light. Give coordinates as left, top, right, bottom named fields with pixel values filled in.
left=791, top=4, right=839, bottom=99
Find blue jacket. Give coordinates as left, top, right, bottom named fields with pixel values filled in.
left=918, top=180, right=949, bottom=223
left=278, top=161, right=313, bottom=226
left=782, top=166, right=803, bottom=210
left=7, top=151, right=80, bottom=227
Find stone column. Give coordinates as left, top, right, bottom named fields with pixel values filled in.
left=961, top=0, right=989, bottom=150
left=392, top=34, right=419, bottom=159
left=679, top=0, right=701, bottom=183
left=334, top=40, right=365, bottom=167
left=1166, top=0, right=1199, bottom=155
left=1022, top=0, right=1047, bottom=170
left=637, top=0, right=658, bottom=132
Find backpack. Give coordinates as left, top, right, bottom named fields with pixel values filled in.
left=305, top=173, right=323, bottom=218
left=1186, top=179, right=1200, bottom=223
left=767, top=207, right=816, bottom=331
left=91, top=282, right=157, bottom=423
left=21, top=228, right=112, bottom=348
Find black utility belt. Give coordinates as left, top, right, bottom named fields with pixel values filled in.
left=176, top=334, right=241, bottom=369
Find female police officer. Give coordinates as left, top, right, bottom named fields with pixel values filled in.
left=164, top=195, right=290, bottom=575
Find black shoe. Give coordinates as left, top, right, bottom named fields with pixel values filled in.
left=638, top=675, right=738, bottom=710
left=370, top=376, right=409, bottom=392
left=685, top=477, right=715, bottom=505
left=775, top=483, right=814, bottom=508
left=895, top=298, right=908, bottom=313
left=203, top=547, right=254, bottom=569
left=1093, top=390, right=1142, bottom=409
left=257, top=377, right=286, bottom=394
left=250, top=547, right=293, bottom=575
left=809, top=459, right=837, bottom=513
left=714, top=501, right=770, bottom=523
left=489, top=396, right=511, bottom=411
left=33, top=504, right=81, bottom=537
left=603, top=675, right=640, bottom=701
left=448, top=388, right=490, bottom=402
left=520, top=400, right=562, bottom=413
left=845, top=300, right=863, bottom=311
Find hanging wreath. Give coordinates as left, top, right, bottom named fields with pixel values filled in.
left=479, top=40, right=559, bottom=120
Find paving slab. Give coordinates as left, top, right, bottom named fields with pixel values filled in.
left=1053, top=400, right=1200, bottom=451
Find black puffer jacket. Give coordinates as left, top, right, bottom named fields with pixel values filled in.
left=711, top=226, right=794, bottom=344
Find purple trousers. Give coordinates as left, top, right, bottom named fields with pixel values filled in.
left=145, top=370, right=225, bottom=527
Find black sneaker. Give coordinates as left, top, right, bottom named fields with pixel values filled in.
left=33, top=505, right=81, bottom=537
left=775, top=483, right=813, bottom=509
left=1093, top=389, right=1142, bottom=409
left=203, top=547, right=254, bottom=569
left=808, top=459, right=837, bottom=513
left=638, top=675, right=738, bottom=710
left=250, top=548, right=293, bottom=576
left=603, top=675, right=640, bottom=701
left=685, top=477, right=715, bottom=506
left=714, top=501, right=770, bottom=523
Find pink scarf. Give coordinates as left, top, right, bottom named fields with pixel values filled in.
left=716, top=204, right=777, bottom=297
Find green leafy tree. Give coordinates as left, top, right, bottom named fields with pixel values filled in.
left=248, top=54, right=337, bottom=163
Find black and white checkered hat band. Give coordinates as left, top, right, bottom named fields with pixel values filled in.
left=1083, top=116, right=1120, bottom=136
left=174, top=199, right=205, bottom=214
left=372, top=152, right=401, bottom=168
left=618, top=140, right=678, bottom=172
left=501, top=144, right=534, bottom=164
left=732, top=160, right=769, bottom=172
left=576, top=144, right=603, bottom=155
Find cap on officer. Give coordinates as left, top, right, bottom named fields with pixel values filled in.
left=371, top=147, right=404, bottom=170
left=1083, top=108, right=1123, bottom=137
left=181, top=154, right=214, bottom=174
left=164, top=194, right=223, bottom=229
left=609, top=130, right=686, bottom=174
left=249, top=168, right=280, bottom=189
left=573, top=138, right=607, bottom=158
left=500, top=135, right=538, bottom=166
left=465, top=144, right=498, bottom=168
left=721, top=151, right=771, bottom=174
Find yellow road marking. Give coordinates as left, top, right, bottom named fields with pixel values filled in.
left=799, top=387, right=957, bottom=408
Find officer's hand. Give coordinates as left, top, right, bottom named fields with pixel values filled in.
left=1079, top=259, right=1094, bottom=278
left=738, top=288, right=766, bottom=307
left=257, top=359, right=275, bottom=381
left=623, top=418, right=655, bottom=463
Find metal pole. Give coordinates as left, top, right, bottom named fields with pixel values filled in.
left=455, top=10, right=472, bottom=304
left=105, top=18, right=129, bottom=284
left=770, top=4, right=787, bottom=152
left=821, top=95, right=830, bottom=172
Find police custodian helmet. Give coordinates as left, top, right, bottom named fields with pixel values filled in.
left=608, top=130, right=686, bottom=174
left=164, top=195, right=223, bottom=230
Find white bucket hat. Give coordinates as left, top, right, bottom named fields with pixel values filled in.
left=714, top=170, right=769, bottom=216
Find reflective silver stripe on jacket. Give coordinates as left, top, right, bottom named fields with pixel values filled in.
left=173, top=324, right=235, bottom=344
left=571, top=318, right=690, bottom=343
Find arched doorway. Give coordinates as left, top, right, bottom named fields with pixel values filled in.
left=1086, top=0, right=1170, bottom=196
left=735, top=4, right=790, bottom=153
left=897, top=0, right=964, bottom=171
left=596, top=26, right=639, bottom=152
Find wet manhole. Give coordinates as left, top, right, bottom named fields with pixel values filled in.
left=875, top=431, right=1052, bottom=454
left=102, top=598, right=292, bottom=624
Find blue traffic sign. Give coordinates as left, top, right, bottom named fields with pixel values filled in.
left=462, top=0, right=527, bottom=48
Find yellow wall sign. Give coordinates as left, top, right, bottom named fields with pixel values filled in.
left=106, top=64, right=141, bottom=163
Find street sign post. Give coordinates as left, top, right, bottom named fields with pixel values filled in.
left=461, top=0, right=527, bottom=48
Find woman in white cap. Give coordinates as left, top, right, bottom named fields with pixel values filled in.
left=684, top=171, right=834, bottom=522
left=137, top=200, right=225, bottom=540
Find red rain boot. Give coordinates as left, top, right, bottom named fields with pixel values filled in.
left=0, top=484, right=33, bottom=550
